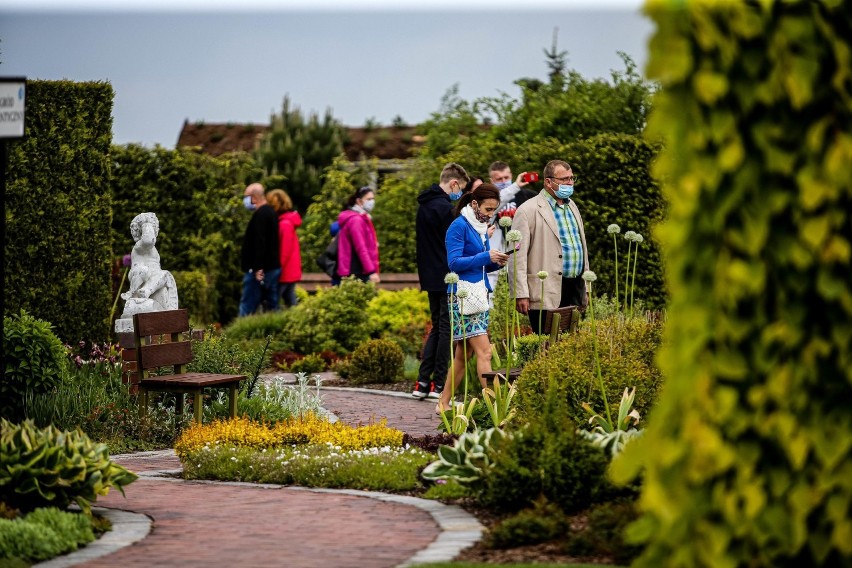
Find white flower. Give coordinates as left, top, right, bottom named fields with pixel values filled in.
left=634, top=233, right=644, bottom=244
left=506, top=229, right=522, bottom=243
left=537, top=271, right=548, bottom=280
left=582, top=270, right=597, bottom=283
left=624, top=230, right=637, bottom=242
left=498, top=216, right=513, bottom=228
left=607, top=224, right=621, bottom=234
left=457, top=289, right=470, bottom=299
left=444, top=272, right=459, bottom=284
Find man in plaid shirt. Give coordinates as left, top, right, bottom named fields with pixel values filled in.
left=507, top=159, right=590, bottom=335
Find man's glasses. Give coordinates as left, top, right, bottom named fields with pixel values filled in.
left=548, top=175, right=576, bottom=183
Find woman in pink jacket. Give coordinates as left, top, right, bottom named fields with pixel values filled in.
left=336, top=186, right=380, bottom=284
left=267, top=189, right=302, bottom=307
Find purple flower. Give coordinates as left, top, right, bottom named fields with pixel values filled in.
left=122, top=254, right=132, bottom=267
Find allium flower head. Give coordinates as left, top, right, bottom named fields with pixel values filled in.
left=607, top=224, right=621, bottom=234
left=624, top=230, right=637, bottom=242
left=537, top=271, right=549, bottom=280
left=122, top=254, right=132, bottom=267
left=634, top=233, right=644, bottom=244
left=498, top=216, right=513, bottom=228
left=444, top=272, right=459, bottom=284
left=456, top=289, right=470, bottom=299
left=582, top=270, right=597, bottom=283
left=506, top=229, right=522, bottom=243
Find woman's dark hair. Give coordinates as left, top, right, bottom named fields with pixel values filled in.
left=346, top=186, right=374, bottom=208
left=464, top=176, right=483, bottom=193
left=455, top=183, right=500, bottom=216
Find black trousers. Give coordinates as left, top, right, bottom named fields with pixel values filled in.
left=528, top=276, right=585, bottom=335
left=417, top=291, right=451, bottom=390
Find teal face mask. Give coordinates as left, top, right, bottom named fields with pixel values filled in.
left=555, top=184, right=573, bottom=199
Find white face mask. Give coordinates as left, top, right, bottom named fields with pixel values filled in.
left=362, top=198, right=375, bottom=212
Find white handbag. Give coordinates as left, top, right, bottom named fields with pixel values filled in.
left=456, top=269, right=490, bottom=315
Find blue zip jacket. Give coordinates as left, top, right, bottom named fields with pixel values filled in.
left=445, top=216, right=501, bottom=293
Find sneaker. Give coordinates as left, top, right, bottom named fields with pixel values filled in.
left=412, top=383, right=430, bottom=399
left=427, top=389, right=442, bottom=400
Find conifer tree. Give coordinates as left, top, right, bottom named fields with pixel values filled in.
left=255, top=96, right=345, bottom=212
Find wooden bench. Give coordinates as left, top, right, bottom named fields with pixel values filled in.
left=132, top=309, right=245, bottom=424
left=300, top=272, right=421, bottom=292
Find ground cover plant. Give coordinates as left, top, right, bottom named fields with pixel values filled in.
left=0, top=507, right=95, bottom=564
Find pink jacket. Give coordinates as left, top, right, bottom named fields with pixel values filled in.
left=278, top=211, right=303, bottom=283
left=337, top=209, right=379, bottom=277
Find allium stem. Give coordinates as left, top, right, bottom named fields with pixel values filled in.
left=539, top=279, right=545, bottom=333
left=109, top=266, right=129, bottom=326
left=587, top=281, right=612, bottom=427
left=623, top=240, right=633, bottom=312
left=612, top=234, right=619, bottom=309
left=630, top=242, right=640, bottom=314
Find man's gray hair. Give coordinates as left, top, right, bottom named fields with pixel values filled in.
left=544, top=160, right=572, bottom=179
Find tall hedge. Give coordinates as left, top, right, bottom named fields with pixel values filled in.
left=4, top=80, right=114, bottom=342
left=612, top=2, right=852, bottom=566
left=111, top=145, right=261, bottom=325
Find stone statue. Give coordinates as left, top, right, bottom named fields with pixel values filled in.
left=114, top=212, right=179, bottom=333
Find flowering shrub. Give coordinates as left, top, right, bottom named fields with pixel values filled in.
left=175, top=414, right=404, bottom=459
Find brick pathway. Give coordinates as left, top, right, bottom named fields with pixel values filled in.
left=77, top=387, right=475, bottom=568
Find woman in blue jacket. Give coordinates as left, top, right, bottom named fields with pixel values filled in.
left=437, top=183, right=509, bottom=414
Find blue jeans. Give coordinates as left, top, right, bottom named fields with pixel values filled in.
left=239, top=268, right=281, bottom=316
left=280, top=282, right=298, bottom=307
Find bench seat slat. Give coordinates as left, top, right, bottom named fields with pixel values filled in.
left=140, top=373, right=246, bottom=388
left=135, top=308, right=191, bottom=336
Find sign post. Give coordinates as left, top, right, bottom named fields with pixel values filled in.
left=0, top=77, right=26, bottom=365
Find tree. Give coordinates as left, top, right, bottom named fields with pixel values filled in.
left=255, top=96, right=346, bottom=213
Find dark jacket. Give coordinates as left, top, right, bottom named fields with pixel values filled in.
left=416, top=184, right=455, bottom=292
left=241, top=204, right=280, bottom=272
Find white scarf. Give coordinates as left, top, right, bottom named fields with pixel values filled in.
left=461, top=205, right=488, bottom=237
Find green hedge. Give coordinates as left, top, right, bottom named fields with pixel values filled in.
left=612, top=2, right=852, bottom=566
left=111, top=145, right=261, bottom=325
left=4, top=80, right=113, bottom=342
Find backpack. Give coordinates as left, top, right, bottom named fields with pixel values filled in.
left=315, top=234, right=339, bottom=278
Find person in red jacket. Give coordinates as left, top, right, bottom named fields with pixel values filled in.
left=267, top=189, right=303, bottom=307
left=336, top=186, right=380, bottom=284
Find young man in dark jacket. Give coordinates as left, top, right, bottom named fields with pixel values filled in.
left=239, top=183, right=281, bottom=316
left=413, top=163, right=470, bottom=398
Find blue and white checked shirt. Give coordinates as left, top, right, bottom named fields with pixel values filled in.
left=544, top=192, right=584, bottom=278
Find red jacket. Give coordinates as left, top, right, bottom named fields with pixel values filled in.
left=278, top=211, right=302, bottom=283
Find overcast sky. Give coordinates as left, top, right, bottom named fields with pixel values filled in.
left=0, top=0, right=652, bottom=148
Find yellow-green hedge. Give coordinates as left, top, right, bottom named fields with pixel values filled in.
left=612, top=2, right=852, bottom=566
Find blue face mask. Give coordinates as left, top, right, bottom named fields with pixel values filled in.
left=243, top=196, right=256, bottom=211
left=494, top=181, right=512, bottom=191
left=555, top=184, right=574, bottom=200
left=449, top=190, right=462, bottom=201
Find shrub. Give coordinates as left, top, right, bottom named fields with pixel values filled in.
left=515, top=333, right=549, bottom=367
left=281, top=278, right=377, bottom=354
left=111, top=144, right=261, bottom=325
left=5, top=80, right=113, bottom=343
left=0, top=419, right=138, bottom=514
left=367, top=288, right=430, bottom=355
left=478, top=387, right=612, bottom=514
left=565, top=499, right=641, bottom=565
left=486, top=497, right=569, bottom=549
left=205, top=375, right=323, bottom=424
left=0, top=507, right=94, bottom=563
left=222, top=310, right=291, bottom=343
left=514, top=314, right=663, bottom=427
left=610, top=3, right=852, bottom=566
left=348, top=338, right=404, bottom=385
left=288, top=353, right=326, bottom=375
left=189, top=332, right=261, bottom=376
left=2, top=311, right=68, bottom=421
left=173, top=270, right=213, bottom=326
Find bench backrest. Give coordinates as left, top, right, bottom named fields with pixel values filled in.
left=132, top=309, right=193, bottom=378
left=543, top=306, right=581, bottom=341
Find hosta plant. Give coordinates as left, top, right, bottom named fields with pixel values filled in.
left=421, top=427, right=506, bottom=485
left=481, top=376, right=517, bottom=429
left=0, top=419, right=138, bottom=513
left=580, top=387, right=643, bottom=457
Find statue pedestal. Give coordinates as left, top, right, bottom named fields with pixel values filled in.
left=115, top=317, right=135, bottom=334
